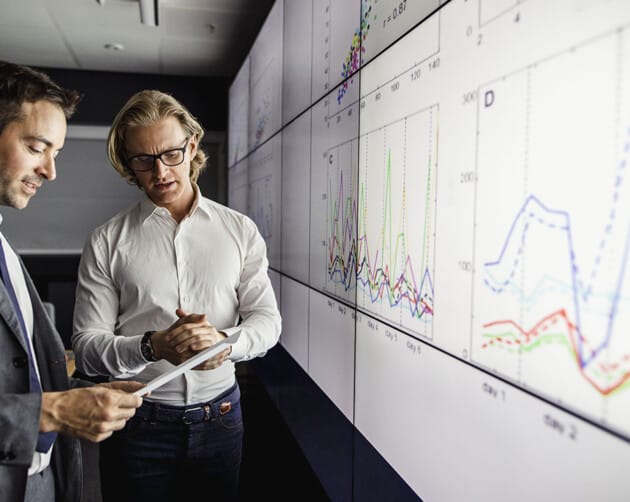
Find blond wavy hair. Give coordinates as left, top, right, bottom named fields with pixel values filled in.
left=107, top=90, right=207, bottom=186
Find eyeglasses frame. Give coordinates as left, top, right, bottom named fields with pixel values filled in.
left=126, top=137, right=190, bottom=172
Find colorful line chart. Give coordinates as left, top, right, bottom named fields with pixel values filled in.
left=472, top=29, right=630, bottom=433
left=356, top=105, right=438, bottom=339
left=325, top=138, right=359, bottom=304
left=229, top=1, right=630, bottom=499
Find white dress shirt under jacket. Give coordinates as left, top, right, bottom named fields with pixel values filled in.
left=72, top=187, right=281, bottom=405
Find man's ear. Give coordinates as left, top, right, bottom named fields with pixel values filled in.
left=189, top=135, right=199, bottom=158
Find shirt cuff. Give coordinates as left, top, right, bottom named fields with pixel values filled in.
left=221, top=327, right=244, bottom=361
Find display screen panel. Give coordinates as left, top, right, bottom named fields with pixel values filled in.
left=248, top=1, right=284, bottom=151
left=228, top=59, right=249, bottom=167
left=229, top=0, right=630, bottom=499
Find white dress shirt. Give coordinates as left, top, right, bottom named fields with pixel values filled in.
left=72, top=186, right=281, bottom=405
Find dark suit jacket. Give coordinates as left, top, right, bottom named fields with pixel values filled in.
left=0, top=247, right=83, bottom=502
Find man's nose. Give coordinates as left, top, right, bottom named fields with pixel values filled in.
left=152, top=157, right=169, bottom=177
left=36, top=154, right=56, bottom=181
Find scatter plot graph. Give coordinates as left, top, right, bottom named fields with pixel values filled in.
left=312, top=0, right=362, bottom=104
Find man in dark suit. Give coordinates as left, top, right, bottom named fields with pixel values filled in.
left=0, top=61, right=145, bottom=502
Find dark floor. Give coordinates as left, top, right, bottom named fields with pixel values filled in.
left=236, top=361, right=330, bottom=501
left=79, top=361, right=329, bottom=502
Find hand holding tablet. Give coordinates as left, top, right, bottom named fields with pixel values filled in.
left=134, top=330, right=241, bottom=397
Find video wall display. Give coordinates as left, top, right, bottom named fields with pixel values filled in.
left=228, top=0, right=630, bottom=499
left=247, top=1, right=283, bottom=153
left=228, top=59, right=249, bottom=167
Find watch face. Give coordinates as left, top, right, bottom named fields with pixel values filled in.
left=141, top=342, right=151, bottom=360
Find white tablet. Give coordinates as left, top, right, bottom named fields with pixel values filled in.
left=134, top=330, right=241, bottom=396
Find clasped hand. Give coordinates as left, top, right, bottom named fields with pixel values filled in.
left=149, top=308, right=231, bottom=370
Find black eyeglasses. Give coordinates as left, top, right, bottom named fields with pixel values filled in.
left=126, top=138, right=190, bottom=172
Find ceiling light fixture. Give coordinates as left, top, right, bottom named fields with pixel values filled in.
left=139, top=0, right=159, bottom=27
left=104, top=43, right=125, bottom=51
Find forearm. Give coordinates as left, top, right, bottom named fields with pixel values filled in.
left=72, top=330, right=148, bottom=378
left=229, top=306, right=282, bottom=361
left=231, top=224, right=282, bottom=361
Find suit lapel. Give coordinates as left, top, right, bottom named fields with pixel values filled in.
left=20, top=260, right=67, bottom=389
left=0, top=279, right=28, bottom=352
left=0, top=236, right=67, bottom=389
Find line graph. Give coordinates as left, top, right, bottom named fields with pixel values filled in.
left=356, top=105, right=438, bottom=339
left=325, top=139, right=359, bottom=304
left=479, top=192, right=630, bottom=397
left=471, top=30, right=630, bottom=434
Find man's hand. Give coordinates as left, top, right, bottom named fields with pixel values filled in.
left=150, top=309, right=230, bottom=370
left=40, top=381, right=144, bottom=443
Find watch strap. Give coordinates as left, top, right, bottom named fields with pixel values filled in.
left=141, top=330, right=157, bottom=362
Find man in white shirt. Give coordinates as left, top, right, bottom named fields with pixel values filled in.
left=0, top=61, right=144, bottom=502
left=72, top=89, right=282, bottom=501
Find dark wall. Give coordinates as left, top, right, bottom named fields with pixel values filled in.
left=24, top=255, right=80, bottom=348
left=38, top=67, right=230, bottom=131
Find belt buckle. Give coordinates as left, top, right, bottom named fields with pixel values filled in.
left=182, top=406, right=203, bottom=425
left=182, top=404, right=211, bottom=424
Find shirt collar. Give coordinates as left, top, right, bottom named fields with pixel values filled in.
left=138, top=184, right=211, bottom=224
left=194, top=187, right=213, bottom=219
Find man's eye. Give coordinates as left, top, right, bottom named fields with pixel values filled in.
left=28, top=145, right=43, bottom=154
left=163, top=151, right=179, bottom=160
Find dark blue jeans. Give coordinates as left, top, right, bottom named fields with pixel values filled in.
left=99, top=383, right=243, bottom=502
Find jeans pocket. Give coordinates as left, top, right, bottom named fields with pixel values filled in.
left=218, top=399, right=243, bottom=430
